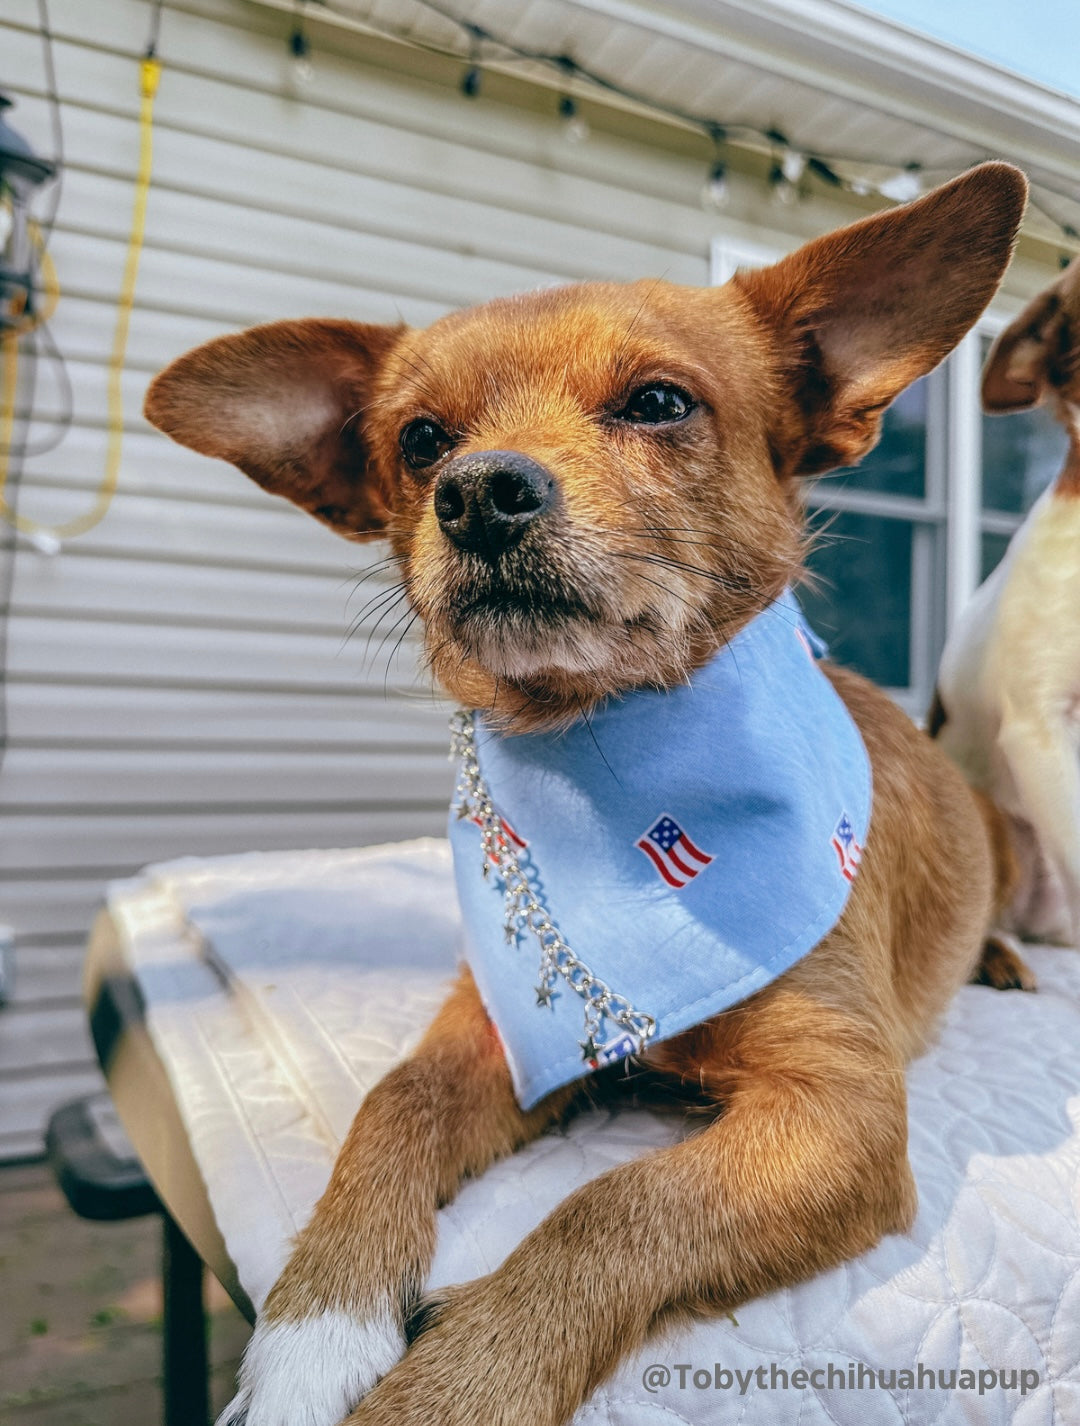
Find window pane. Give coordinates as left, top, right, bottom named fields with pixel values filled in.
left=979, top=336, right=1067, bottom=514
left=981, top=530, right=1011, bottom=583
left=800, top=510, right=912, bottom=688
left=822, top=377, right=927, bottom=498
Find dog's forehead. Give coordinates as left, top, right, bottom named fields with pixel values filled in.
left=386, top=280, right=737, bottom=412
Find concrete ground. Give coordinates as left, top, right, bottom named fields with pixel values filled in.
left=0, top=1161, right=251, bottom=1425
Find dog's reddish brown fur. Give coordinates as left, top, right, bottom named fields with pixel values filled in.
left=145, top=164, right=1028, bottom=1426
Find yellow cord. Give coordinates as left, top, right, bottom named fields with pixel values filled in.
left=0, top=55, right=161, bottom=541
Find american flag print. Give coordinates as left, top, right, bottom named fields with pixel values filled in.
left=636, top=813, right=714, bottom=889
left=587, top=1031, right=641, bottom=1070
left=470, top=811, right=528, bottom=850
left=831, top=813, right=862, bottom=882
left=467, top=809, right=527, bottom=849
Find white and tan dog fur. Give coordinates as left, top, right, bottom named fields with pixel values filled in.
left=933, top=255, right=1080, bottom=958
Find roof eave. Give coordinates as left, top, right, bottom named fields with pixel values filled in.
left=568, top=0, right=1080, bottom=180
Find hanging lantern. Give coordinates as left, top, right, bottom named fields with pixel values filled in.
left=0, top=90, right=57, bottom=329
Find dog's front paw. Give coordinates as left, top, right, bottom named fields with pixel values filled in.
left=347, top=1279, right=572, bottom=1426
left=218, top=1305, right=405, bottom=1426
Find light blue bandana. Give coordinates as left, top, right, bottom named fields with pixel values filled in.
left=448, top=590, right=871, bottom=1109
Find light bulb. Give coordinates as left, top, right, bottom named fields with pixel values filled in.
left=769, top=163, right=796, bottom=207
left=289, top=28, right=314, bottom=85
left=878, top=169, right=922, bottom=203
left=701, top=161, right=729, bottom=210
left=558, top=95, right=589, bottom=144
left=781, top=149, right=807, bottom=184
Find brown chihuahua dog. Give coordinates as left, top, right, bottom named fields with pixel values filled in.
left=146, top=163, right=1027, bottom=1426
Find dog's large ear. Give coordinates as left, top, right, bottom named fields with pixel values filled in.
left=144, top=319, right=405, bottom=539
left=734, top=163, right=1028, bottom=476
left=981, top=255, right=1080, bottom=412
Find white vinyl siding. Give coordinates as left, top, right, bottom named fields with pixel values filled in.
left=0, top=0, right=729, bottom=1159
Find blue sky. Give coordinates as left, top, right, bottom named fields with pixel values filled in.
left=855, top=1, right=1077, bottom=99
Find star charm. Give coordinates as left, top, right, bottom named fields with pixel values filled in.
left=535, top=984, right=558, bottom=1008
left=579, top=1034, right=600, bottom=1061
left=455, top=801, right=472, bottom=821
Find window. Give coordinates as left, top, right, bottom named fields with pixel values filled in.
left=798, top=373, right=946, bottom=714
left=710, top=236, right=1068, bottom=717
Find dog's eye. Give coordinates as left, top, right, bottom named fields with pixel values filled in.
left=400, top=419, right=454, bottom=470
left=617, top=384, right=695, bottom=425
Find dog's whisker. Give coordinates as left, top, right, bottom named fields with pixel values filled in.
left=342, top=558, right=403, bottom=606
left=339, top=394, right=391, bottom=434
left=344, top=581, right=410, bottom=641
left=383, top=609, right=424, bottom=697
left=348, top=586, right=410, bottom=667
left=611, top=550, right=754, bottom=594
left=573, top=692, right=623, bottom=787
left=393, top=345, right=445, bottom=401
left=363, top=586, right=411, bottom=643
left=615, top=563, right=693, bottom=608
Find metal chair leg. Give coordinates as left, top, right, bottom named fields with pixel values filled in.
left=163, top=1213, right=209, bottom=1426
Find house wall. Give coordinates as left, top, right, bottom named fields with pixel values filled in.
left=0, top=0, right=1061, bottom=1159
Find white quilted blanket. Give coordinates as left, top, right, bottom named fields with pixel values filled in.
left=106, top=839, right=1080, bottom=1425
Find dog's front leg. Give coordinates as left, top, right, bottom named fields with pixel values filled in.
left=219, top=967, right=576, bottom=1426
left=346, top=994, right=916, bottom=1426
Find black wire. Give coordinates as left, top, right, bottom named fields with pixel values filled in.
left=146, top=0, right=166, bottom=58
left=0, top=522, right=12, bottom=777
left=0, top=4, right=67, bottom=777
left=34, top=0, right=64, bottom=251
left=0, top=334, right=40, bottom=780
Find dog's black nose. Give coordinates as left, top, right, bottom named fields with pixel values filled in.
left=434, top=451, right=555, bottom=558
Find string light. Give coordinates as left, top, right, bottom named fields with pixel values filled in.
left=700, top=123, right=729, bottom=210
left=460, top=22, right=482, bottom=99
left=274, top=0, right=1079, bottom=255
left=766, top=131, right=796, bottom=207
left=781, top=149, right=807, bottom=184
left=769, top=158, right=796, bottom=207
left=877, top=163, right=923, bottom=203
left=702, top=159, right=729, bottom=210
left=555, top=57, right=589, bottom=144
left=289, top=14, right=314, bottom=85
left=558, top=93, right=589, bottom=144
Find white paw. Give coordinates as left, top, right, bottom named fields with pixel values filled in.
left=217, top=1307, right=405, bottom=1426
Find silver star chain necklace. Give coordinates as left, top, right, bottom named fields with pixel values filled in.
left=450, top=710, right=657, bottom=1062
